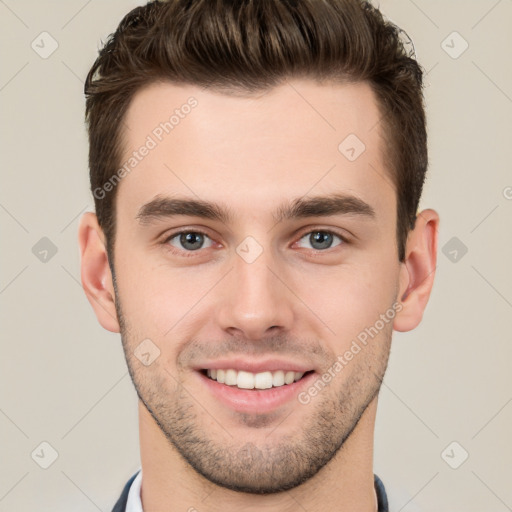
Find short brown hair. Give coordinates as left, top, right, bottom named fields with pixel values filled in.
left=85, top=0, right=427, bottom=262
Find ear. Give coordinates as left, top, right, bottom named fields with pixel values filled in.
left=78, top=212, right=120, bottom=333
left=393, top=208, right=439, bottom=332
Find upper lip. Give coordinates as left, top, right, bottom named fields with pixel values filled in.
left=194, top=358, right=315, bottom=374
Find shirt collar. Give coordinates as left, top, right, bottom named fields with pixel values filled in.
left=124, top=469, right=388, bottom=511
left=125, top=468, right=143, bottom=512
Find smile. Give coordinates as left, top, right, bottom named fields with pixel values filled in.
left=196, top=368, right=317, bottom=414
left=203, top=368, right=312, bottom=390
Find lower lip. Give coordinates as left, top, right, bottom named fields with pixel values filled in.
left=196, top=370, right=316, bottom=414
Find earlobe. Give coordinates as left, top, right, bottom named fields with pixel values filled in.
left=78, top=212, right=120, bottom=333
left=393, top=209, right=439, bottom=332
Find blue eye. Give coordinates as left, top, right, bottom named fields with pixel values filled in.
left=296, top=230, right=344, bottom=251
left=166, top=231, right=214, bottom=252
left=163, top=228, right=347, bottom=258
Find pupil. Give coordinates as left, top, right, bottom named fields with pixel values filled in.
left=311, top=231, right=332, bottom=250
left=181, top=232, right=203, bottom=250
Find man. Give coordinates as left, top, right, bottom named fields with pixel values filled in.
left=79, top=0, right=439, bottom=510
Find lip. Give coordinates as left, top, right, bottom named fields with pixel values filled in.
left=193, top=357, right=314, bottom=374
left=195, top=369, right=316, bottom=414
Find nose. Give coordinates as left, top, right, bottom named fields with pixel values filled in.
left=217, top=247, right=295, bottom=342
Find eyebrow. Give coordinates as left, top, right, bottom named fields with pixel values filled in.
left=136, top=193, right=376, bottom=226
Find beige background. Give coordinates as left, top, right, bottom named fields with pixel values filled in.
left=1, top=0, right=511, bottom=510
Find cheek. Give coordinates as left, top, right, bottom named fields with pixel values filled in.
left=298, top=256, right=399, bottom=344
left=114, top=252, right=218, bottom=339
left=114, top=230, right=400, bottom=345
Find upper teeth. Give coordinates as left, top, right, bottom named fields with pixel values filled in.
left=206, top=369, right=305, bottom=389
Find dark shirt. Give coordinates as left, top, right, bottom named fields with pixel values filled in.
left=112, top=471, right=389, bottom=511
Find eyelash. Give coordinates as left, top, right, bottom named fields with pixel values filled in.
left=161, top=228, right=350, bottom=258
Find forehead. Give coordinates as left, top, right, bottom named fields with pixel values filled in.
left=116, top=79, right=394, bottom=226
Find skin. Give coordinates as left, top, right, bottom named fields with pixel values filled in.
left=79, top=79, right=439, bottom=512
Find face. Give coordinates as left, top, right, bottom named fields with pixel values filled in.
left=109, top=79, right=402, bottom=493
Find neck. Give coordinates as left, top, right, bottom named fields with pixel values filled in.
left=138, top=397, right=380, bottom=512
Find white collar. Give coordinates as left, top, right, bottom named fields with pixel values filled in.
left=125, top=468, right=143, bottom=512
left=125, top=468, right=382, bottom=511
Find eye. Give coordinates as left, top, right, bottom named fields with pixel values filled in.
left=165, top=230, right=214, bottom=253
left=296, top=230, right=345, bottom=251
left=162, top=228, right=347, bottom=257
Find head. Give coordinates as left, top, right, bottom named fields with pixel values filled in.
left=79, top=0, right=438, bottom=495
